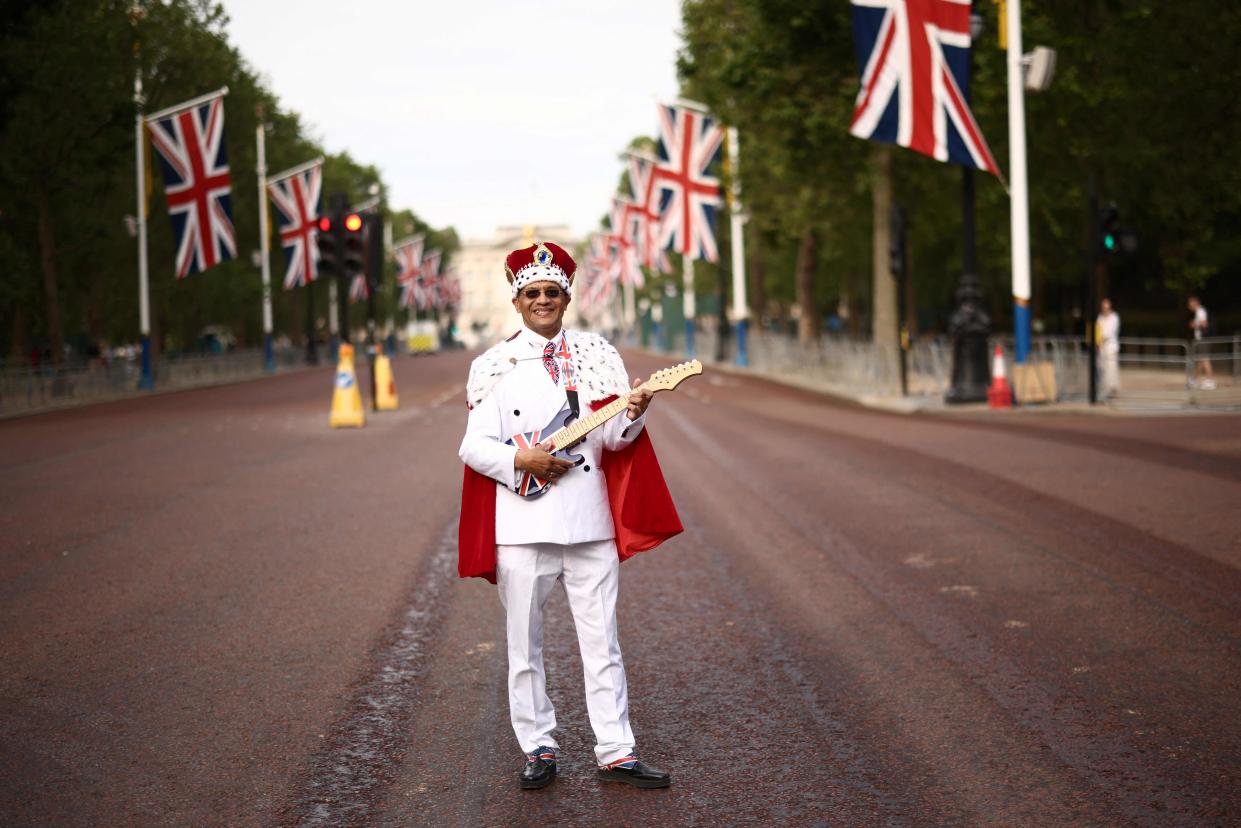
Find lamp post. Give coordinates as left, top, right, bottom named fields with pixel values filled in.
left=946, top=5, right=993, bottom=403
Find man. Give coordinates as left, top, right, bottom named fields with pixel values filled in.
left=1096, top=298, right=1121, bottom=398
left=1187, top=296, right=1215, bottom=390
left=457, top=241, right=681, bottom=790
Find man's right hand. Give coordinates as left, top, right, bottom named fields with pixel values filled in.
left=515, top=441, right=574, bottom=481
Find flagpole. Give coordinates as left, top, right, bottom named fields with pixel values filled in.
left=682, top=253, right=695, bottom=357
left=1007, top=0, right=1032, bottom=363
left=255, top=112, right=274, bottom=372
left=727, top=126, right=749, bottom=367
left=134, top=42, right=153, bottom=390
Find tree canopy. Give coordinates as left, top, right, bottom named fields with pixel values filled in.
left=0, top=0, right=456, bottom=365
left=675, top=0, right=1241, bottom=337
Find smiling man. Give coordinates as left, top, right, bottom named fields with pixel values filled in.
left=457, top=241, right=681, bottom=790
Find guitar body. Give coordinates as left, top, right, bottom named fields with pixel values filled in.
left=503, top=359, right=703, bottom=500
left=506, top=405, right=585, bottom=499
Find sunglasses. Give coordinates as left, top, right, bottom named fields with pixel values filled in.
left=521, top=287, right=563, bottom=300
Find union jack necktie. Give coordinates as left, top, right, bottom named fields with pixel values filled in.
left=542, top=340, right=560, bottom=385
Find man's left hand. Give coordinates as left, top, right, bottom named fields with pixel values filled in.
left=626, top=377, right=653, bottom=421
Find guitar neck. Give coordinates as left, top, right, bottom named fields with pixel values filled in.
left=548, top=388, right=648, bottom=451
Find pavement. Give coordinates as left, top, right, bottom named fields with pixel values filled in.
left=2, top=348, right=1239, bottom=826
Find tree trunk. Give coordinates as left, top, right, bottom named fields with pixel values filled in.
left=795, top=226, right=819, bottom=345
left=871, top=145, right=898, bottom=352
left=35, top=179, right=66, bottom=365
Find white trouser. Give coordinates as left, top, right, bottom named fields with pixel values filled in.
left=496, top=539, right=635, bottom=766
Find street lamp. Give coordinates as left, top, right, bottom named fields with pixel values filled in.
left=946, top=4, right=993, bottom=404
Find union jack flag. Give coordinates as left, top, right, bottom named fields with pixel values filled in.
left=626, top=153, right=670, bottom=272
left=266, top=161, right=321, bottom=289
left=849, top=0, right=1000, bottom=176
left=608, top=198, right=645, bottom=288
left=349, top=273, right=369, bottom=303
left=654, top=102, right=723, bottom=263
left=441, top=272, right=462, bottom=308
left=394, top=235, right=425, bottom=309
left=417, top=249, right=442, bottom=310
left=510, top=427, right=550, bottom=496
left=148, top=94, right=236, bottom=278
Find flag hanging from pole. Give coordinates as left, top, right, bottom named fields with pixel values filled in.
left=654, top=102, right=723, bottom=263
left=417, top=249, right=442, bottom=311
left=266, top=160, right=322, bottom=289
left=608, top=198, right=645, bottom=288
left=147, top=91, right=236, bottom=278
left=349, top=274, right=369, bottom=303
left=848, top=0, right=1000, bottom=176
left=394, top=235, right=425, bottom=309
left=625, top=153, right=670, bottom=273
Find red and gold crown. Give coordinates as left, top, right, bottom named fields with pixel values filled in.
left=504, top=241, right=576, bottom=296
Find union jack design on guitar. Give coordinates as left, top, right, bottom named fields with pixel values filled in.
left=506, top=360, right=703, bottom=499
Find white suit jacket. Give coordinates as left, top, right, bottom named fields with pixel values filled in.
left=458, top=327, right=646, bottom=546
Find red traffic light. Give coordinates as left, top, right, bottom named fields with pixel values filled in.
left=317, top=216, right=332, bottom=232
left=344, top=213, right=363, bottom=232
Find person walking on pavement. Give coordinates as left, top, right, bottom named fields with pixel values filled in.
left=457, top=241, right=681, bottom=791
left=1188, top=296, right=1216, bottom=390
left=1096, top=298, right=1121, bottom=398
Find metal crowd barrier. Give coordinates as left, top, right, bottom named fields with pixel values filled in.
left=659, top=328, right=1239, bottom=412
left=0, top=346, right=309, bottom=418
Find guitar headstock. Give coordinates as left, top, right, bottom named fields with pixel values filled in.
left=644, top=359, right=704, bottom=392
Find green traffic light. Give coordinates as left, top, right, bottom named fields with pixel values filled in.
left=1104, top=234, right=1116, bottom=251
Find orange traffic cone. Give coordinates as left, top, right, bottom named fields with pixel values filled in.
left=987, top=345, right=1013, bottom=409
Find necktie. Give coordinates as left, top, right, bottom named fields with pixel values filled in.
left=542, top=339, right=560, bottom=385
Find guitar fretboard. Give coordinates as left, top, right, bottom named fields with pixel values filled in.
left=547, top=389, right=645, bottom=451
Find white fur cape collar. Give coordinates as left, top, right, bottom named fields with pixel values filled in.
left=466, top=328, right=630, bottom=410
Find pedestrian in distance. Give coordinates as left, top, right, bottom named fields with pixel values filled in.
left=457, top=240, right=681, bottom=791
left=1096, top=298, right=1121, bottom=398
left=1187, top=296, right=1216, bottom=390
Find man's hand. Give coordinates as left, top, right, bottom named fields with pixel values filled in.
left=515, top=440, right=574, bottom=481
left=626, top=377, right=653, bottom=421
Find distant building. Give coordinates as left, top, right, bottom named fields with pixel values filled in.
left=455, top=224, right=586, bottom=349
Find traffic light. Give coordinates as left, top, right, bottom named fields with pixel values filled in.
left=1098, top=203, right=1137, bottom=255
left=1099, top=203, right=1119, bottom=252
left=316, top=214, right=341, bottom=279
left=889, top=206, right=907, bottom=281
left=342, top=212, right=365, bottom=280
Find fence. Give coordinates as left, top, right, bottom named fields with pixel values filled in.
left=657, top=327, right=1239, bottom=411
left=0, top=346, right=309, bottom=418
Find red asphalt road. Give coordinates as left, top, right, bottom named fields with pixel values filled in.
left=1, top=349, right=1239, bottom=827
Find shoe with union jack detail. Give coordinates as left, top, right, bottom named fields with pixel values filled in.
left=597, top=755, right=670, bottom=788
left=520, top=746, right=558, bottom=789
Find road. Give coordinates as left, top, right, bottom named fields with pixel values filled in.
left=2, top=348, right=1239, bottom=827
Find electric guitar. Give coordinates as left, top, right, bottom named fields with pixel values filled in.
left=507, top=359, right=703, bottom=498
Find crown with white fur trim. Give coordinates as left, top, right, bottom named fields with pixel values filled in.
left=505, top=241, right=576, bottom=297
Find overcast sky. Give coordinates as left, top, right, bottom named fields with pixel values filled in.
left=222, top=0, right=684, bottom=241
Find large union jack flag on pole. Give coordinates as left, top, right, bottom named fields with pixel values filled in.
left=147, top=90, right=236, bottom=278
left=654, top=102, right=724, bottom=263
left=266, top=159, right=322, bottom=289
left=849, top=0, right=1000, bottom=177
left=394, top=235, right=425, bottom=309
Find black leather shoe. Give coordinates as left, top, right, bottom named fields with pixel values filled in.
left=520, top=747, right=557, bottom=790
left=597, top=758, right=670, bottom=789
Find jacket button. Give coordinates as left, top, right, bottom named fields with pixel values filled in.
left=513, top=409, right=520, bottom=416
left=583, top=465, right=591, bottom=472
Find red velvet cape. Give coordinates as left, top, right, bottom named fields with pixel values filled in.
left=457, top=398, right=683, bottom=583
